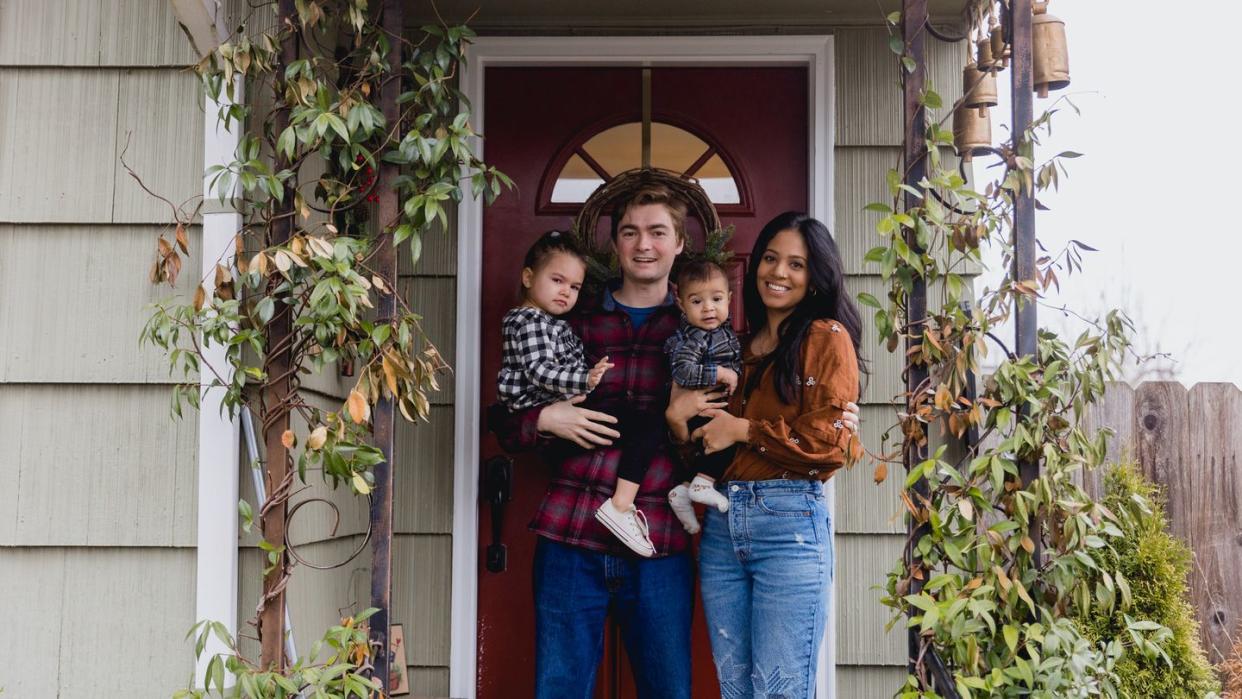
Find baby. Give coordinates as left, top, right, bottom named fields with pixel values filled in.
left=496, top=230, right=664, bottom=558
left=663, top=260, right=742, bottom=534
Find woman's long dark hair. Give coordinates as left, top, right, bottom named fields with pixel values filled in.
left=742, top=212, right=867, bottom=404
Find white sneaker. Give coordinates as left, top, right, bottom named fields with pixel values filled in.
left=667, top=483, right=701, bottom=534
left=595, top=500, right=656, bottom=557
left=688, top=474, right=730, bottom=512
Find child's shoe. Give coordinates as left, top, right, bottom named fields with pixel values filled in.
left=688, top=474, right=730, bottom=512
left=667, top=483, right=701, bottom=534
left=595, top=499, right=656, bottom=557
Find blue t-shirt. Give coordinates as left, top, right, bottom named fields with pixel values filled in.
left=613, top=296, right=658, bottom=330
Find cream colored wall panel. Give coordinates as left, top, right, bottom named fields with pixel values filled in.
left=838, top=665, right=908, bottom=698
left=835, top=404, right=904, bottom=535
left=99, top=0, right=198, bottom=66
left=0, top=0, right=102, bottom=65
left=847, top=276, right=900, bottom=405
left=847, top=275, right=954, bottom=405
left=238, top=538, right=371, bottom=663
left=834, top=145, right=901, bottom=273
left=408, top=667, right=450, bottom=697
left=113, top=69, right=205, bottom=223
left=927, top=35, right=969, bottom=128
left=0, top=0, right=194, bottom=66
left=398, top=276, right=457, bottom=405
left=0, top=548, right=195, bottom=698
left=394, top=534, right=452, bottom=666
left=0, top=548, right=66, bottom=697
left=398, top=211, right=457, bottom=276
left=0, top=385, right=197, bottom=546
left=300, top=364, right=356, bottom=401
left=837, top=403, right=973, bottom=534
left=835, top=28, right=901, bottom=147
left=301, top=277, right=457, bottom=402
left=238, top=534, right=452, bottom=668
left=58, top=548, right=197, bottom=696
left=395, top=406, right=455, bottom=534
left=0, top=224, right=203, bottom=382
left=0, top=70, right=119, bottom=222
left=836, top=146, right=981, bottom=276
left=836, top=533, right=906, bottom=666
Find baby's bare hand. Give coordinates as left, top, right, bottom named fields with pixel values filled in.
left=715, top=367, right=739, bottom=395
left=587, top=356, right=613, bottom=389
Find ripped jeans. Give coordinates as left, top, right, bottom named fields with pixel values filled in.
left=698, top=480, right=833, bottom=699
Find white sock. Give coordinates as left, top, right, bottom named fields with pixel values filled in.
left=688, top=474, right=730, bottom=512
left=667, top=483, right=701, bottom=534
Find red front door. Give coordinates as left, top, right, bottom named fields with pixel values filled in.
left=477, top=65, right=809, bottom=698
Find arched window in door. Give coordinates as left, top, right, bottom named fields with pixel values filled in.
left=536, top=117, right=751, bottom=215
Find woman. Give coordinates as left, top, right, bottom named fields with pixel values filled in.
left=666, top=211, right=865, bottom=699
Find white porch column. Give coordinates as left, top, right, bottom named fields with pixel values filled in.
left=179, top=0, right=242, bottom=686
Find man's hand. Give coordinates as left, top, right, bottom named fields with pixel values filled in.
left=587, top=356, right=613, bottom=390
left=715, top=366, right=739, bottom=395
left=537, top=395, right=620, bottom=449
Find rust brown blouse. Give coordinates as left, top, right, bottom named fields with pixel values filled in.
left=723, top=318, right=863, bottom=482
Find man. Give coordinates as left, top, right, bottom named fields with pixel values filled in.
left=492, top=185, right=699, bottom=698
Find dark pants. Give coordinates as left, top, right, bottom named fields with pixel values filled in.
left=614, top=408, right=669, bottom=485
left=533, top=537, right=694, bottom=699
left=686, top=414, right=736, bottom=481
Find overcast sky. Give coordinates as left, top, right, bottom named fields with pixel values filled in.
left=971, top=1, right=1242, bottom=386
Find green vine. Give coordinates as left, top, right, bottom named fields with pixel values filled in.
left=139, top=1, right=506, bottom=695
left=870, top=10, right=1178, bottom=699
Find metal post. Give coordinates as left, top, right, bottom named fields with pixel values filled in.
left=368, top=0, right=402, bottom=690
left=1009, top=0, right=1042, bottom=563
left=259, top=0, right=300, bottom=671
left=901, top=0, right=930, bottom=681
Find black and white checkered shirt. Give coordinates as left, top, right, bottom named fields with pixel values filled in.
left=663, top=315, right=743, bottom=389
left=497, top=306, right=593, bottom=411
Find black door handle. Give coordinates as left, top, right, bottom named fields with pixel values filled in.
left=481, top=455, right=513, bottom=573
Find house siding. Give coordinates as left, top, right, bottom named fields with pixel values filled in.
left=1, top=6, right=964, bottom=698
left=0, top=2, right=204, bottom=696
left=833, top=27, right=969, bottom=696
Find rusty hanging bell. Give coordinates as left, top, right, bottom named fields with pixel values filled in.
left=963, top=64, right=998, bottom=117
left=953, top=104, right=991, bottom=161
left=976, top=37, right=999, bottom=73
left=1033, top=2, right=1070, bottom=97
left=991, top=25, right=1010, bottom=69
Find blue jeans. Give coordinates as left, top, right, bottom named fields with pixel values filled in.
left=533, top=537, right=694, bottom=699
left=698, top=480, right=833, bottom=699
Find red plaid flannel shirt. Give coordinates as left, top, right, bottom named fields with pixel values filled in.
left=489, top=283, right=690, bottom=557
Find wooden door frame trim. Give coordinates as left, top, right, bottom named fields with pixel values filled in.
left=452, top=35, right=836, bottom=699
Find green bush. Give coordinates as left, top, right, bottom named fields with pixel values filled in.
left=1076, top=464, right=1220, bottom=698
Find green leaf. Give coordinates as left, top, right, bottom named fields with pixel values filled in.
left=856, top=292, right=881, bottom=310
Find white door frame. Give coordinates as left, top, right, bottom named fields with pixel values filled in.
left=451, top=35, right=836, bottom=699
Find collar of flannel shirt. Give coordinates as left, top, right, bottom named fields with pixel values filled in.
left=598, top=278, right=678, bottom=312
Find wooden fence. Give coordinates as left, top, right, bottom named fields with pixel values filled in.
left=1081, top=382, right=1242, bottom=665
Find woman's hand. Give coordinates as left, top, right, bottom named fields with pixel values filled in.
left=666, top=384, right=729, bottom=442
left=536, top=395, right=620, bottom=449
left=691, top=409, right=750, bottom=454
left=842, top=401, right=861, bottom=433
